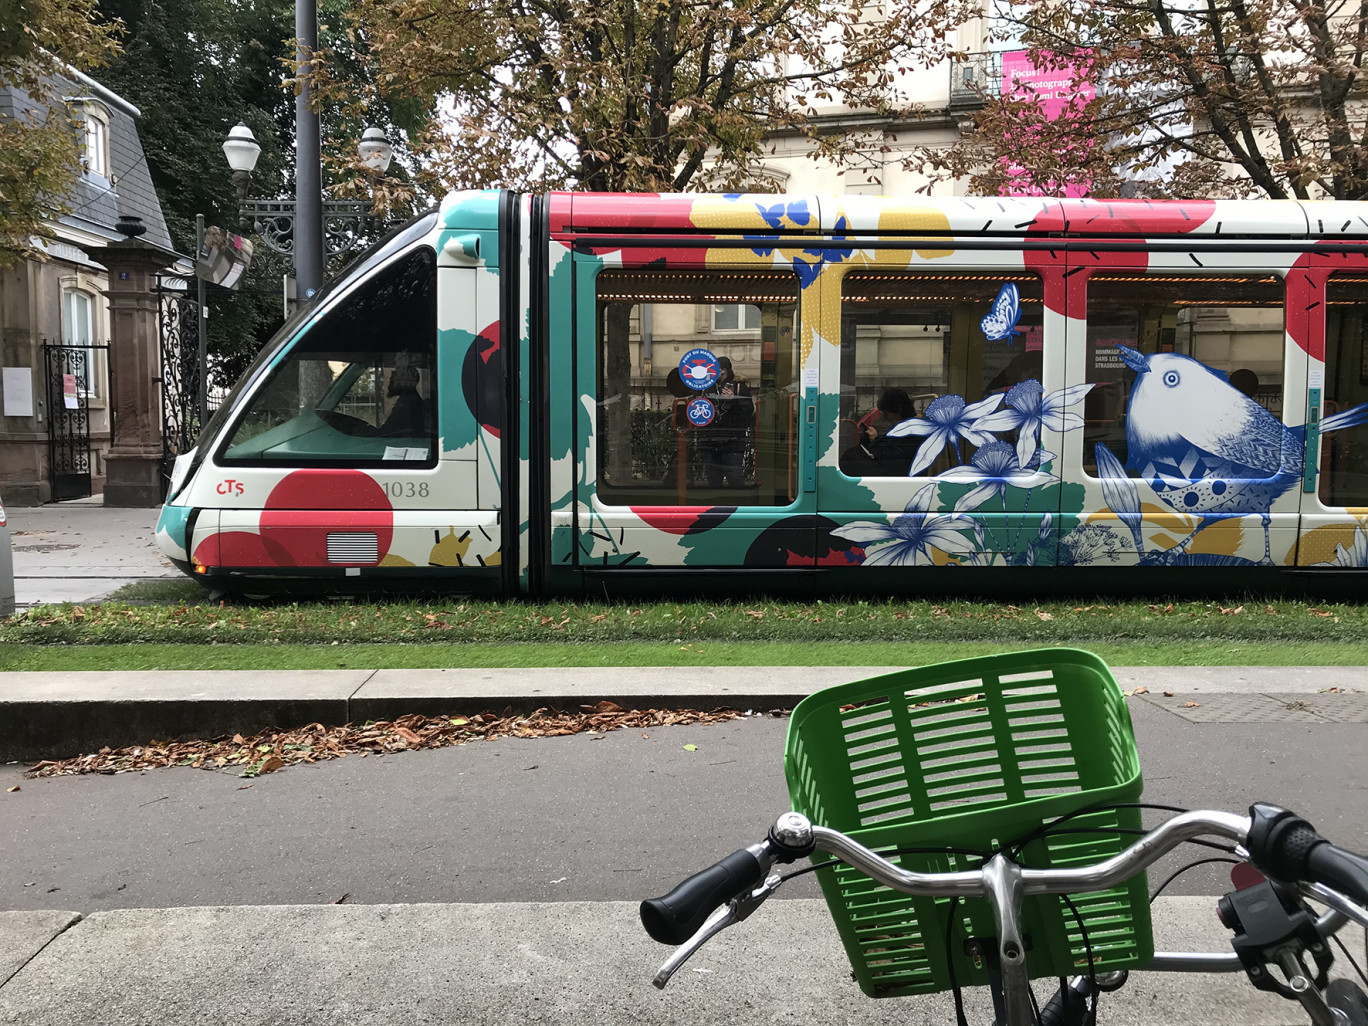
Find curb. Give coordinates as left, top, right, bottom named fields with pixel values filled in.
left=2, top=666, right=1365, bottom=763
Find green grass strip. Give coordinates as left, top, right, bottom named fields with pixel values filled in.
left=2, top=639, right=1365, bottom=672
left=2, top=597, right=1365, bottom=648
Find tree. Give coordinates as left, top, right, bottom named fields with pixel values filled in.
left=920, top=0, right=1368, bottom=200
left=307, top=0, right=975, bottom=197
left=95, top=0, right=294, bottom=388
left=97, top=0, right=422, bottom=388
left=0, top=0, right=123, bottom=268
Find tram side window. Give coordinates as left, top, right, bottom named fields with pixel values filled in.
left=1083, top=274, right=1285, bottom=477
left=595, top=270, right=800, bottom=507
left=1321, top=274, right=1368, bottom=506
left=220, top=248, right=437, bottom=466
left=838, top=272, right=1044, bottom=478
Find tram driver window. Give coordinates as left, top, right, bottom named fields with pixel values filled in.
left=839, top=272, right=1045, bottom=478
left=220, top=248, right=438, bottom=466
left=595, top=270, right=800, bottom=507
left=1082, top=274, right=1285, bottom=477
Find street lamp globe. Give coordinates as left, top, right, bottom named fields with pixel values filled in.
left=357, top=126, right=394, bottom=173
left=222, top=122, right=261, bottom=174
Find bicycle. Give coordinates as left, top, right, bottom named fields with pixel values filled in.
left=640, top=649, right=1368, bottom=1026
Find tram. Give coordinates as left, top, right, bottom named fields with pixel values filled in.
left=155, top=191, right=1368, bottom=597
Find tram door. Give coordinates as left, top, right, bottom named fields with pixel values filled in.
left=817, top=255, right=1067, bottom=570
left=1299, top=265, right=1368, bottom=567
left=570, top=259, right=816, bottom=569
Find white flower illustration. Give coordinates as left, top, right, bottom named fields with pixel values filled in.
left=831, top=483, right=970, bottom=565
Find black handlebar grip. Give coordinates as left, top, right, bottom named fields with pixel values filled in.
left=640, top=848, right=764, bottom=945
left=1246, top=802, right=1368, bottom=907
left=1306, top=842, right=1368, bottom=909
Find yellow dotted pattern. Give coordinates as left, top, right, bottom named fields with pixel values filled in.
left=1296, top=522, right=1366, bottom=566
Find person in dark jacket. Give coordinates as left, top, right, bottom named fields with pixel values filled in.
left=699, top=357, right=754, bottom=487
left=843, top=387, right=920, bottom=476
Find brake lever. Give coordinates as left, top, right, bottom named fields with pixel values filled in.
left=652, top=872, right=784, bottom=989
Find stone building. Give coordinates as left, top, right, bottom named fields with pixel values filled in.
left=0, top=69, right=177, bottom=505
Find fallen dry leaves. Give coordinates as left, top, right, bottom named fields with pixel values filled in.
left=26, top=703, right=754, bottom=779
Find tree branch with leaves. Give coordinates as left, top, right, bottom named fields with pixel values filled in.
left=307, top=0, right=975, bottom=196
left=919, top=0, right=1368, bottom=199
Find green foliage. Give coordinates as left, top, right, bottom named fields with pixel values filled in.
left=0, top=0, right=122, bottom=267
left=311, top=0, right=976, bottom=193
left=95, top=0, right=422, bottom=390
left=919, top=0, right=1368, bottom=200
left=95, top=0, right=293, bottom=389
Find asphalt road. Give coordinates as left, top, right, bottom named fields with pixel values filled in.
left=2, top=700, right=1365, bottom=913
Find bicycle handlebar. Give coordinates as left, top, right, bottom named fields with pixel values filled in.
left=641, top=804, right=1368, bottom=967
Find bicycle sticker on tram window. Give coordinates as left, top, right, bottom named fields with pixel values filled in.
left=679, top=349, right=720, bottom=391
left=685, top=397, right=716, bottom=427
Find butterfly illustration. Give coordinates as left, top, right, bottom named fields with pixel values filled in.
left=980, top=282, right=1022, bottom=342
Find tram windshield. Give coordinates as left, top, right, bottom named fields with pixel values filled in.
left=189, top=210, right=440, bottom=463
left=218, top=245, right=437, bottom=466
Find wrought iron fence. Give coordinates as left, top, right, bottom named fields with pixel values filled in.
left=156, top=283, right=203, bottom=496
left=43, top=341, right=110, bottom=501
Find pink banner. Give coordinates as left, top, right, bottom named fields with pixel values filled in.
left=999, top=50, right=1095, bottom=198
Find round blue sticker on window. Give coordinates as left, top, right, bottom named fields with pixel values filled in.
left=686, top=397, right=716, bottom=427
left=679, top=349, right=720, bottom=391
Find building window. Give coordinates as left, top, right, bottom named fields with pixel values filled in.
left=81, top=105, right=109, bottom=178
left=712, top=304, right=763, bottom=332
left=61, top=287, right=101, bottom=397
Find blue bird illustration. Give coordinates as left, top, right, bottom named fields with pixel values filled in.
left=1110, top=344, right=1368, bottom=560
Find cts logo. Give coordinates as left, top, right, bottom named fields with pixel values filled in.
left=215, top=479, right=246, bottom=497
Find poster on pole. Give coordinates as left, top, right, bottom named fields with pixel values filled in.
left=196, top=227, right=254, bottom=290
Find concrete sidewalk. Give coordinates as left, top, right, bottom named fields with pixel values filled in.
left=2, top=898, right=1364, bottom=1026
left=5, top=500, right=178, bottom=608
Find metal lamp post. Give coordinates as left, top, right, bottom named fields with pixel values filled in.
left=221, top=120, right=394, bottom=302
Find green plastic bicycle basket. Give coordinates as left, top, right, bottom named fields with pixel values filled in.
left=784, top=648, right=1152, bottom=999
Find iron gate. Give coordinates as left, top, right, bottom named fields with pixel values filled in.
left=43, top=342, right=109, bottom=501
left=157, top=284, right=201, bottom=496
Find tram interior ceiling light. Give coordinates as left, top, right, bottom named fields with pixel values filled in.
left=851, top=274, right=1033, bottom=282
left=221, top=121, right=395, bottom=259
left=600, top=293, right=793, bottom=303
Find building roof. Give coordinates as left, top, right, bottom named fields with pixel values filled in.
left=1, top=73, right=175, bottom=255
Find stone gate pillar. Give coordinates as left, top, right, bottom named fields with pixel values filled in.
left=85, top=237, right=178, bottom=507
